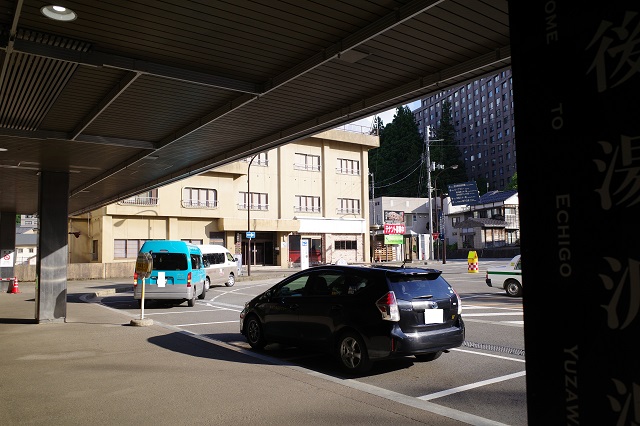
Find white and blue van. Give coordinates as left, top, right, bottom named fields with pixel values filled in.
left=133, top=240, right=207, bottom=307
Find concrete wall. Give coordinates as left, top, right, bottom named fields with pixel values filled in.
left=14, top=261, right=135, bottom=282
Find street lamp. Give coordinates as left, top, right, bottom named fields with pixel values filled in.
left=247, top=154, right=258, bottom=276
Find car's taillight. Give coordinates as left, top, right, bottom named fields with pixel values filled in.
left=453, top=288, right=462, bottom=315
left=187, top=272, right=192, bottom=287
left=375, top=291, right=400, bottom=322
left=133, top=272, right=138, bottom=287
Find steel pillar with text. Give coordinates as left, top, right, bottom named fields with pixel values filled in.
left=510, top=2, right=639, bottom=424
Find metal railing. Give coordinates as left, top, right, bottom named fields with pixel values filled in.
left=294, top=206, right=321, bottom=213
left=118, top=196, right=158, bottom=206
left=181, top=200, right=218, bottom=208
left=336, top=208, right=360, bottom=215
left=237, top=203, right=269, bottom=211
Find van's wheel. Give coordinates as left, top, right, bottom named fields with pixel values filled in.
left=336, top=331, right=371, bottom=374
left=188, top=290, right=196, bottom=307
left=225, top=273, right=235, bottom=287
left=205, top=277, right=211, bottom=291
left=137, top=299, right=142, bottom=308
left=245, top=315, right=266, bottom=349
left=505, top=280, right=523, bottom=297
left=198, top=280, right=207, bottom=299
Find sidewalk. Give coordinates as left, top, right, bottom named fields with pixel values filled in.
left=0, top=271, right=477, bottom=425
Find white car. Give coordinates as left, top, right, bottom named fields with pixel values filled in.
left=485, top=255, right=523, bottom=297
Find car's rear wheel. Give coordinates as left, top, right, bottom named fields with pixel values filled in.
left=225, top=273, right=235, bottom=287
left=205, top=277, right=211, bottom=291
left=505, top=280, right=523, bottom=297
left=414, top=351, right=442, bottom=362
left=187, top=290, right=196, bottom=307
left=245, top=315, right=266, bottom=349
left=336, top=331, right=371, bottom=374
left=198, top=280, right=207, bottom=299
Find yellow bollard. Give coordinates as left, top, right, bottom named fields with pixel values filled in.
left=467, top=250, right=479, bottom=273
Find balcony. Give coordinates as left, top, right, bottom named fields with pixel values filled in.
left=336, top=207, right=360, bottom=215
left=293, top=163, right=320, bottom=171
left=237, top=203, right=269, bottom=211
left=182, top=200, right=218, bottom=209
left=294, top=206, right=321, bottom=213
left=118, top=196, right=158, bottom=206
left=335, top=167, right=360, bottom=175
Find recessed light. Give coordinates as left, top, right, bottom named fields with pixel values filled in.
left=0, top=148, right=7, bottom=152
left=41, top=5, right=77, bottom=22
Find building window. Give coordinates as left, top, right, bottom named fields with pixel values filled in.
left=336, top=158, right=360, bottom=175
left=337, top=198, right=360, bottom=214
left=181, top=239, right=203, bottom=245
left=335, top=240, right=357, bottom=250
left=114, top=239, right=147, bottom=259
left=182, top=187, right=217, bottom=208
left=295, top=195, right=321, bottom=213
left=242, top=152, right=268, bottom=166
left=118, top=189, right=158, bottom=206
left=294, top=153, right=320, bottom=171
left=238, top=192, right=269, bottom=210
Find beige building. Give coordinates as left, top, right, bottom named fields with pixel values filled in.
left=67, top=129, right=379, bottom=269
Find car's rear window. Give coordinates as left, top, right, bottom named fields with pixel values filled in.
left=387, top=274, right=452, bottom=300
left=151, top=253, right=188, bottom=270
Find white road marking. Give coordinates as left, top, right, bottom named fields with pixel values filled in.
left=418, top=371, right=526, bottom=401
left=176, top=320, right=238, bottom=326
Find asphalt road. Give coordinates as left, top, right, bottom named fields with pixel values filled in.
left=95, top=259, right=527, bottom=425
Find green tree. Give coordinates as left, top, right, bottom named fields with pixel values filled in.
left=429, top=100, right=467, bottom=195
left=370, top=115, right=384, bottom=136
left=368, top=106, right=424, bottom=197
left=507, top=171, right=518, bottom=189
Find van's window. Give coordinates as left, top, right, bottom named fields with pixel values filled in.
left=190, top=254, right=202, bottom=269
left=225, top=252, right=236, bottom=262
left=151, top=253, right=188, bottom=270
left=204, top=253, right=226, bottom=265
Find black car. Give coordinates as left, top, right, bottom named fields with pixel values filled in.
left=240, top=264, right=464, bottom=374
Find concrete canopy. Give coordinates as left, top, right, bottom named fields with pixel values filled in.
left=0, top=0, right=510, bottom=216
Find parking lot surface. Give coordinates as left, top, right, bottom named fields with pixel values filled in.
left=1, top=260, right=520, bottom=425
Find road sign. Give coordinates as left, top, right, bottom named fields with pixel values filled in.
left=246, top=231, right=255, bottom=239
left=448, top=181, right=480, bottom=206
left=135, top=252, right=153, bottom=278
left=432, top=232, right=440, bottom=240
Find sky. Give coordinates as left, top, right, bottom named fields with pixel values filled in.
left=349, top=100, right=420, bottom=128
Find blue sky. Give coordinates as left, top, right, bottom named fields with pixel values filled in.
left=349, top=99, right=420, bottom=127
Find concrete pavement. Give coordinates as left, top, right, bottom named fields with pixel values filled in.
left=0, top=261, right=504, bottom=426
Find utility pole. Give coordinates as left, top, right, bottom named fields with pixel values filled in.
left=425, top=127, right=444, bottom=261
left=426, top=128, right=433, bottom=261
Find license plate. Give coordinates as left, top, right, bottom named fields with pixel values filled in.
left=424, top=309, right=443, bottom=324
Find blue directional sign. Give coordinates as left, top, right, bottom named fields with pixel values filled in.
left=448, top=181, right=480, bottom=206
left=245, top=231, right=255, bottom=239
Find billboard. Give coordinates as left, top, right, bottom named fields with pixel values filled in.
left=383, top=210, right=404, bottom=223
left=448, top=181, right=480, bottom=206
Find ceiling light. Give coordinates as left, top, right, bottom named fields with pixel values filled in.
left=41, top=5, right=77, bottom=22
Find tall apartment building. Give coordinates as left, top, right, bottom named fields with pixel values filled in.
left=67, top=129, right=378, bottom=268
left=413, top=68, right=516, bottom=191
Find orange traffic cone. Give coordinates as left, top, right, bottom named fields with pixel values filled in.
left=8, top=277, right=19, bottom=294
